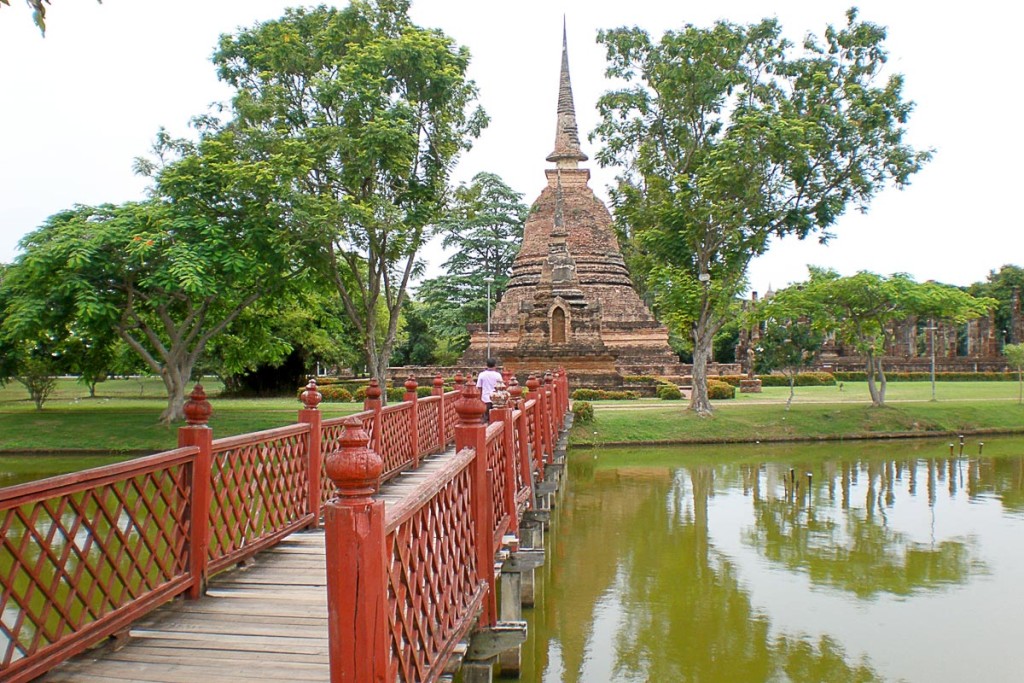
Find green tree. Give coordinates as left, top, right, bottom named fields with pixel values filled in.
left=0, top=0, right=100, bottom=35
left=593, top=10, right=931, bottom=415
left=2, top=129, right=305, bottom=422
left=1005, top=343, right=1024, bottom=405
left=213, top=2, right=485, bottom=392
left=767, top=269, right=994, bottom=406
left=752, top=318, right=823, bottom=409
left=416, top=171, right=527, bottom=355
left=968, top=265, right=1024, bottom=345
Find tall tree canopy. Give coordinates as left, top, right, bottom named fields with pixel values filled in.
left=415, top=171, right=527, bottom=359
left=762, top=268, right=995, bottom=406
left=593, top=9, right=931, bottom=415
left=1, top=129, right=306, bottom=422
left=213, top=1, right=486, bottom=389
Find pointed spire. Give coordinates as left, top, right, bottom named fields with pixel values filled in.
left=546, top=20, right=588, bottom=168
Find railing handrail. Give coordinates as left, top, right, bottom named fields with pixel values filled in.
left=0, top=446, right=199, bottom=508
left=211, top=422, right=310, bottom=453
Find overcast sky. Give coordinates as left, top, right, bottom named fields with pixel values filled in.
left=1, top=1, right=1019, bottom=294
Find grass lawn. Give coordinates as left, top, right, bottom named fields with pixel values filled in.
left=571, top=381, right=1024, bottom=446
left=0, top=377, right=363, bottom=452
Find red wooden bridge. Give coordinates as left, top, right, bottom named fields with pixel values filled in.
left=0, top=370, right=570, bottom=682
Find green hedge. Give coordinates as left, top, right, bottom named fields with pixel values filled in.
left=319, top=385, right=353, bottom=403
left=833, top=370, right=1015, bottom=382
left=708, top=379, right=736, bottom=400
left=657, top=384, right=682, bottom=400
left=572, top=401, right=595, bottom=424
left=571, top=388, right=641, bottom=401
left=622, top=375, right=659, bottom=385
left=716, top=372, right=836, bottom=387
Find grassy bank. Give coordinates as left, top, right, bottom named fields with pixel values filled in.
left=570, top=381, right=1024, bottom=447
left=1, top=378, right=1021, bottom=453
left=0, top=377, right=362, bottom=452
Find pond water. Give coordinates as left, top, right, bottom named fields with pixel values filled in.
left=522, top=437, right=1024, bottom=683
left=0, top=453, right=134, bottom=488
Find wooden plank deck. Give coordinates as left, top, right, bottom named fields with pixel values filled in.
left=40, top=448, right=460, bottom=683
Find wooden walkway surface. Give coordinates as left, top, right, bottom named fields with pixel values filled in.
left=42, top=531, right=331, bottom=682
left=40, top=448, right=461, bottom=683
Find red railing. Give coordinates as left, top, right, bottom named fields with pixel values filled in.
left=0, top=448, right=197, bottom=683
left=0, top=369, right=570, bottom=683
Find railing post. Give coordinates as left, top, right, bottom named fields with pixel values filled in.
left=525, top=375, right=544, bottom=480
left=509, top=378, right=534, bottom=509
left=364, top=378, right=383, bottom=454
left=404, top=375, right=420, bottom=467
left=544, top=371, right=556, bottom=460
left=433, top=373, right=446, bottom=451
left=179, top=384, right=213, bottom=600
left=300, top=379, right=323, bottom=528
left=324, top=417, right=389, bottom=683
left=489, top=381, right=518, bottom=536
left=454, top=381, right=497, bottom=627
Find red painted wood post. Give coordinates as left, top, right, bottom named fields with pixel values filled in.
left=489, top=380, right=518, bottom=535
left=179, top=384, right=213, bottom=600
left=525, top=375, right=544, bottom=480
left=509, top=378, right=533, bottom=500
left=432, top=373, right=446, bottom=451
left=324, top=417, right=389, bottom=683
left=544, top=372, right=556, bottom=459
left=454, top=381, right=498, bottom=627
left=404, top=375, right=420, bottom=467
left=299, top=379, right=323, bottom=527
left=364, top=378, right=383, bottom=454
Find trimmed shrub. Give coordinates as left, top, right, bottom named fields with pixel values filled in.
left=622, top=374, right=659, bottom=385
left=833, top=370, right=1015, bottom=383
left=319, top=385, right=353, bottom=403
left=572, top=400, right=594, bottom=424
left=793, top=371, right=836, bottom=386
left=707, top=379, right=736, bottom=400
left=570, top=388, right=641, bottom=401
left=657, top=384, right=682, bottom=400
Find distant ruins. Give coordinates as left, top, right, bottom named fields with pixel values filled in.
left=735, top=287, right=1024, bottom=375
left=460, top=29, right=682, bottom=386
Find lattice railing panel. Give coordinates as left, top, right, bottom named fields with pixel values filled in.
left=485, top=426, right=510, bottom=548
left=417, top=398, right=441, bottom=456
left=386, top=463, right=479, bottom=682
left=0, top=459, right=190, bottom=674
left=443, top=390, right=459, bottom=446
left=208, top=427, right=310, bottom=571
left=511, top=411, right=526, bottom=496
left=379, top=406, right=414, bottom=480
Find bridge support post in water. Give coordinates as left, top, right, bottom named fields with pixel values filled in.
left=179, top=384, right=213, bottom=599
left=323, top=417, right=389, bottom=682
left=299, top=379, right=323, bottom=529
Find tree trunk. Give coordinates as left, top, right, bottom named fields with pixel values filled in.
left=159, top=360, right=194, bottom=424
left=865, top=351, right=886, bottom=407
left=689, top=315, right=715, bottom=417
left=786, top=374, right=795, bottom=411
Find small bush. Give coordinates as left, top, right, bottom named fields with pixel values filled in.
left=386, top=386, right=406, bottom=403
left=570, top=388, right=640, bottom=400
left=707, top=379, right=735, bottom=400
left=833, top=370, right=1015, bottom=383
left=657, top=384, right=682, bottom=400
left=572, top=400, right=594, bottom=424
left=622, top=375, right=659, bottom=385
left=319, top=385, right=353, bottom=403
left=354, top=385, right=369, bottom=402
left=794, top=371, right=836, bottom=386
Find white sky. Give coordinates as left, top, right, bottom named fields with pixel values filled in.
left=1, top=1, right=1020, bottom=294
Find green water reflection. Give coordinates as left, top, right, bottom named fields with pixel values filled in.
left=522, top=437, right=1024, bottom=683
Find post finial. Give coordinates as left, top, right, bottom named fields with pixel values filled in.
left=325, top=417, right=383, bottom=499
left=454, top=380, right=487, bottom=426
left=300, top=379, right=322, bottom=410
left=184, top=384, right=212, bottom=426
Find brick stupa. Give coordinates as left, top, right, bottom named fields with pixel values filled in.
left=461, top=28, right=681, bottom=386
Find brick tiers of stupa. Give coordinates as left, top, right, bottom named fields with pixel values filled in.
left=461, top=28, right=682, bottom=386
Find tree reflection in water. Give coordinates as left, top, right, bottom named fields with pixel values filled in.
left=522, top=441, right=1024, bottom=682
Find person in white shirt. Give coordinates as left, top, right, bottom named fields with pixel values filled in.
left=476, top=358, right=503, bottom=418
